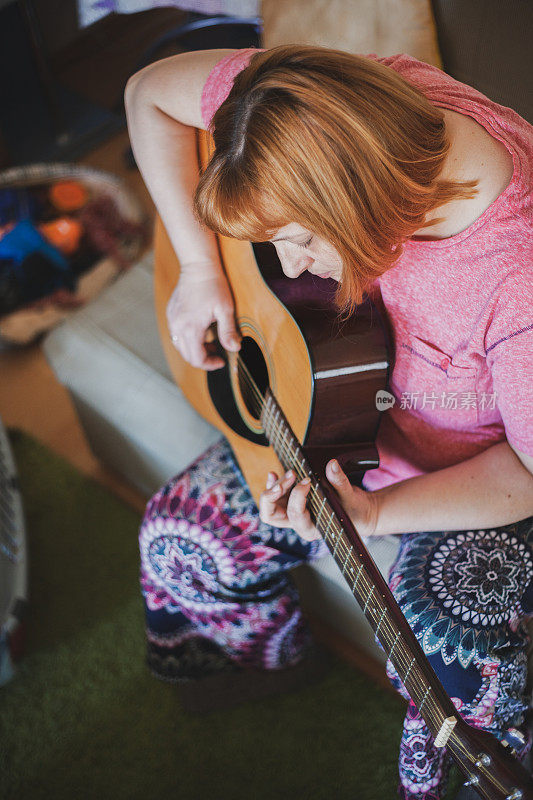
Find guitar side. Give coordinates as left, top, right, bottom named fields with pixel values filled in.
left=153, top=213, right=314, bottom=501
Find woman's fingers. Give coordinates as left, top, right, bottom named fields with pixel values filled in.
left=265, top=471, right=278, bottom=490
left=259, top=471, right=320, bottom=541
left=259, top=470, right=295, bottom=521
left=325, top=459, right=378, bottom=538
left=285, top=477, right=320, bottom=540
left=181, top=326, right=225, bottom=370
left=165, top=274, right=237, bottom=371
left=215, top=304, right=241, bottom=352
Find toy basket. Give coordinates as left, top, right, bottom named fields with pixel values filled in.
left=0, top=162, right=151, bottom=347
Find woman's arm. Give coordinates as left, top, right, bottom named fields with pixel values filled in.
left=371, top=440, right=533, bottom=534
left=124, top=49, right=242, bottom=368
left=259, top=440, right=533, bottom=540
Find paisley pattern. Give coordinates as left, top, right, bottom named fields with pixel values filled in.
left=388, top=519, right=533, bottom=799
left=398, top=702, right=449, bottom=800
left=139, top=438, right=532, bottom=799
left=139, top=439, right=328, bottom=679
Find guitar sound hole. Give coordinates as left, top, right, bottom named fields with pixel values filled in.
left=238, top=336, right=269, bottom=419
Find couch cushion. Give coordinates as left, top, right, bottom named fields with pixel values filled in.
left=262, top=0, right=442, bottom=67
left=42, top=251, right=222, bottom=495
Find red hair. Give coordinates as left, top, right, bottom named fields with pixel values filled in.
left=195, top=45, right=477, bottom=314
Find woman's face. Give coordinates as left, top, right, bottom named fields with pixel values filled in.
left=268, top=223, right=343, bottom=282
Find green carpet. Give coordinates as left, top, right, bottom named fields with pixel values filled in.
left=0, top=430, right=462, bottom=800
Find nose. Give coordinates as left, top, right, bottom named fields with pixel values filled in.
left=275, top=242, right=313, bottom=279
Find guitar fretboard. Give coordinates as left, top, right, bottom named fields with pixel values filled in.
left=260, top=388, right=452, bottom=741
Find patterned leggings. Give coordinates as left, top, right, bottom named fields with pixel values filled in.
left=139, top=439, right=533, bottom=799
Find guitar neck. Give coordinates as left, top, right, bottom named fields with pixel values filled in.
left=261, top=389, right=458, bottom=733
left=261, top=388, right=533, bottom=799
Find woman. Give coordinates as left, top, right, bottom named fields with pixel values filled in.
left=125, top=46, right=533, bottom=799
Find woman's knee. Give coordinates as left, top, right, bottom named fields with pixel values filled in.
left=388, top=526, right=533, bottom=738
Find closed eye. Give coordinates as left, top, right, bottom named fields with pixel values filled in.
left=297, top=237, right=313, bottom=249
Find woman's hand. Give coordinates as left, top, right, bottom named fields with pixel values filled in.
left=259, top=459, right=379, bottom=541
left=166, top=270, right=241, bottom=370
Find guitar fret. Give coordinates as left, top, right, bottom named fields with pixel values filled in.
left=261, top=397, right=269, bottom=432
left=281, top=435, right=291, bottom=464
left=352, top=562, right=364, bottom=593
left=316, top=496, right=327, bottom=527
left=363, top=585, right=375, bottom=613
left=287, top=437, right=298, bottom=469
left=263, top=397, right=272, bottom=435
left=323, top=511, right=336, bottom=544
left=389, top=630, right=401, bottom=661
left=375, top=606, right=387, bottom=636
left=273, top=408, right=282, bottom=449
left=342, top=545, right=353, bottom=575
left=273, top=409, right=284, bottom=461
left=288, top=437, right=305, bottom=476
left=418, top=685, right=432, bottom=715
left=403, top=657, right=416, bottom=686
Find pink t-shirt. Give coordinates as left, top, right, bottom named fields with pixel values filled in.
left=201, top=50, right=533, bottom=491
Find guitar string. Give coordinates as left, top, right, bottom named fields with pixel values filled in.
left=446, top=716, right=523, bottom=797
left=236, top=358, right=452, bottom=732
left=447, top=729, right=511, bottom=797
left=239, top=373, right=521, bottom=780
left=237, top=361, right=525, bottom=779
left=235, top=357, right=454, bottom=732
left=235, top=357, right=451, bottom=736
left=236, top=363, right=515, bottom=793
left=260, top=405, right=524, bottom=793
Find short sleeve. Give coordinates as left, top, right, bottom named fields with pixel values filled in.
left=485, top=268, right=533, bottom=456
left=201, top=48, right=264, bottom=129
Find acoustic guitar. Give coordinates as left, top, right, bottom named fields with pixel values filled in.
left=153, top=130, right=533, bottom=800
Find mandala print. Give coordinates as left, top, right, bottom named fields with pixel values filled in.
left=391, top=527, right=533, bottom=669
left=139, top=439, right=326, bottom=678
left=388, top=520, right=533, bottom=799
left=139, top=444, right=533, bottom=800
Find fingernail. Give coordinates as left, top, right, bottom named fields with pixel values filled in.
left=300, top=477, right=311, bottom=485
left=285, top=470, right=294, bottom=479
left=331, top=460, right=339, bottom=473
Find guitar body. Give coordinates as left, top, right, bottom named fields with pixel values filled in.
left=154, top=211, right=388, bottom=501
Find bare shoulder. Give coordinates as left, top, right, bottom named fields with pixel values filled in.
left=444, top=109, right=514, bottom=204
left=422, top=109, right=516, bottom=238
left=125, top=49, right=238, bottom=129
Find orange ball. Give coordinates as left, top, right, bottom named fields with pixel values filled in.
left=39, top=217, right=83, bottom=255
left=49, top=181, right=88, bottom=212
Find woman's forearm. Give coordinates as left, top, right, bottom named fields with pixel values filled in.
left=372, top=441, right=533, bottom=535
left=124, top=75, right=222, bottom=277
